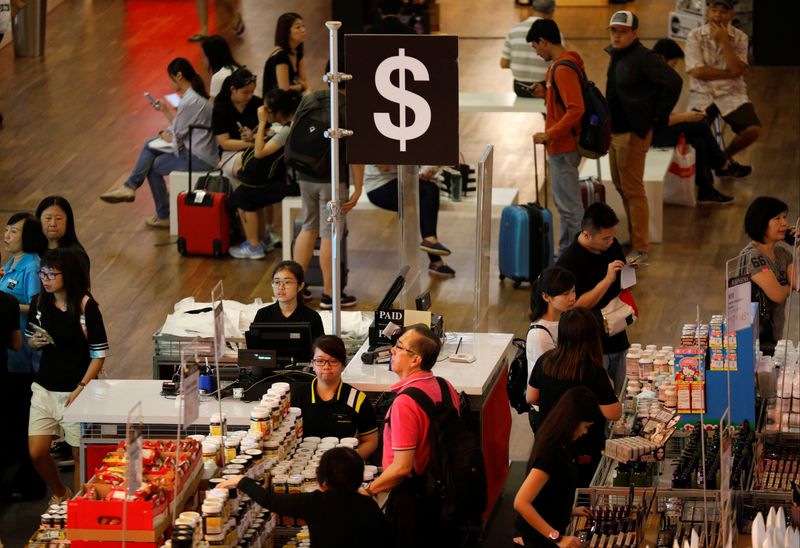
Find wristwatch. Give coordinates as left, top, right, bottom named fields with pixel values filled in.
left=548, top=530, right=560, bottom=543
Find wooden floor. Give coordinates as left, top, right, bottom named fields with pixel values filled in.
left=0, top=1, right=797, bottom=384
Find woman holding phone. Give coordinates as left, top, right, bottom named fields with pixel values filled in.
left=26, top=248, right=108, bottom=504
left=212, top=67, right=261, bottom=181
left=100, top=58, right=217, bottom=229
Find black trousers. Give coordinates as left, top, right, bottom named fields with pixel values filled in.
left=5, top=373, right=45, bottom=494
left=367, top=178, right=441, bottom=264
left=652, top=120, right=727, bottom=195
left=386, top=476, right=458, bottom=547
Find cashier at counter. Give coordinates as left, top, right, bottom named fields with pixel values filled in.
left=252, top=260, right=324, bottom=341
left=292, top=335, right=379, bottom=460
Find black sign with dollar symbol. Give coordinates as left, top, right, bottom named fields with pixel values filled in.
left=345, top=34, right=458, bottom=165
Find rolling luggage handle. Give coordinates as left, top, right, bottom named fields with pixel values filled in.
left=187, top=124, right=213, bottom=193
left=533, top=140, right=548, bottom=209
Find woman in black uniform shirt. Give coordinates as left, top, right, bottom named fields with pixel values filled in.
left=514, top=387, right=598, bottom=547
left=292, top=335, right=378, bottom=460
left=252, top=260, right=324, bottom=342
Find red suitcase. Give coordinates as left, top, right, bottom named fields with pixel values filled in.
left=177, top=190, right=230, bottom=257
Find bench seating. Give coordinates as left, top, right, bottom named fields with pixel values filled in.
left=579, top=148, right=673, bottom=244
left=280, top=187, right=519, bottom=260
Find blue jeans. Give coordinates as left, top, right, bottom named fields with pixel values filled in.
left=548, top=151, right=584, bottom=255
left=124, top=139, right=215, bottom=219
left=604, top=350, right=627, bottom=398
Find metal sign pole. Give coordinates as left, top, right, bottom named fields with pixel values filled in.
left=325, top=21, right=352, bottom=336
left=398, top=165, right=421, bottom=308
left=473, top=145, right=494, bottom=332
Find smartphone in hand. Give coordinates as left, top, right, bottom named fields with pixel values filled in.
left=32, top=324, right=56, bottom=346
left=144, top=92, right=160, bottom=109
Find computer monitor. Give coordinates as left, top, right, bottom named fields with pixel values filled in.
left=377, top=266, right=409, bottom=311
left=245, top=322, right=314, bottom=366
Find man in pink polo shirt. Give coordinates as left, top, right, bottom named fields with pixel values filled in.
left=364, top=324, right=459, bottom=547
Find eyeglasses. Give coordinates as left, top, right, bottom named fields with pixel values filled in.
left=312, top=358, right=342, bottom=368
left=393, top=340, right=417, bottom=356
left=38, top=270, right=62, bottom=280
left=272, top=279, right=298, bottom=288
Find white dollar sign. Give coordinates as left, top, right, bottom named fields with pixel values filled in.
left=373, top=48, right=432, bottom=152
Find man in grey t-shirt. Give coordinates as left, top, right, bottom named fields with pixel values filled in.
left=500, top=0, right=556, bottom=97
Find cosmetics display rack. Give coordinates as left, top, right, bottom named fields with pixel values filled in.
left=570, top=487, right=656, bottom=548
left=572, top=488, right=724, bottom=548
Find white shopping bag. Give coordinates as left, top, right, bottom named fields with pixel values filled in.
left=662, top=134, right=697, bottom=207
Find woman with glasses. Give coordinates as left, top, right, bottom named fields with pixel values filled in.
left=252, top=260, right=324, bottom=342
left=1, top=213, right=48, bottom=502
left=292, top=335, right=379, bottom=460
left=26, top=248, right=108, bottom=504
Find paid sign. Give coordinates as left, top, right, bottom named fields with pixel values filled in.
left=345, top=35, right=458, bottom=165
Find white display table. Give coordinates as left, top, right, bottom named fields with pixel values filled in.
left=63, top=379, right=253, bottom=483
left=344, top=332, right=515, bottom=522
left=458, top=92, right=546, bottom=113
left=344, top=331, right=513, bottom=400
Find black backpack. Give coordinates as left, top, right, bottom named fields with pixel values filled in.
left=284, top=90, right=345, bottom=178
left=506, top=337, right=531, bottom=414
left=401, top=377, right=487, bottom=524
left=550, top=60, right=611, bottom=159
left=506, top=324, right=553, bottom=414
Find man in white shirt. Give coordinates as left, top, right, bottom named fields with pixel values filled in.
left=685, top=0, right=760, bottom=177
left=500, top=0, right=556, bottom=97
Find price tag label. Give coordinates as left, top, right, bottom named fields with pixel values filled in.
left=725, top=275, right=751, bottom=332
left=180, top=356, right=200, bottom=427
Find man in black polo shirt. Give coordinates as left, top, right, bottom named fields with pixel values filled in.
left=292, top=335, right=378, bottom=460
left=556, top=203, right=628, bottom=396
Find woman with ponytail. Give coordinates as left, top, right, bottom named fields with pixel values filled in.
left=100, top=58, right=218, bottom=229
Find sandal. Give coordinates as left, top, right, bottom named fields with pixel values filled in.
left=188, top=33, right=207, bottom=42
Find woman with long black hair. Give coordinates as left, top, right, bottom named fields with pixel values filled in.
left=26, top=248, right=108, bottom=504
left=212, top=67, right=260, bottom=181
left=263, top=13, right=307, bottom=96
left=528, top=307, right=621, bottom=486
left=201, top=35, right=242, bottom=99
left=36, top=196, right=90, bottom=285
left=100, top=58, right=217, bottom=229
left=514, top=386, right=598, bottom=547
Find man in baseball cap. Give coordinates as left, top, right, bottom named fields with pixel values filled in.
left=684, top=0, right=760, bottom=178
left=604, top=10, right=682, bottom=265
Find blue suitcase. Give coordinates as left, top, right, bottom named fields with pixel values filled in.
left=498, top=143, right=554, bottom=288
